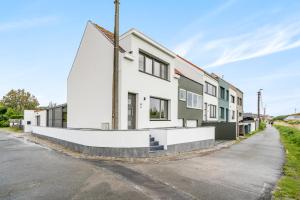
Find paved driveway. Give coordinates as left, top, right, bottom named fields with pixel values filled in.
left=0, top=127, right=284, bottom=200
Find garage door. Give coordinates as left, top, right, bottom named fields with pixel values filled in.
left=186, top=120, right=197, bottom=127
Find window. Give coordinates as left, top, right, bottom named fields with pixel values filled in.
left=232, top=111, right=235, bottom=119
left=238, top=97, right=243, bottom=106
left=210, top=105, right=217, bottom=118
left=139, top=52, right=169, bottom=81
left=205, top=82, right=217, bottom=96
left=153, top=61, right=160, bottom=77
left=231, top=95, right=235, bottom=103
left=239, top=112, right=242, bottom=117
left=226, top=90, right=229, bottom=101
left=187, top=91, right=202, bottom=109
left=139, top=54, right=145, bottom=71
left=145, top=56, right=152, bottom=74
left=27, top=121, right=31, bottom=125
left=150, top=97, right=168, bottom=120
left=220, top=87, right=225, bottom=99
left=179, top=89, right=186, bottom=101
left=220, top=107, right=225, bottom=119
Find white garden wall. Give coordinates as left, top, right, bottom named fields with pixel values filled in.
left=150, top=126, right=215, bottom=150
left=31, top=126, right=150, bottom=148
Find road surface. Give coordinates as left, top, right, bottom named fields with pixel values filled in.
left=0, top=127, right=284, bottom=200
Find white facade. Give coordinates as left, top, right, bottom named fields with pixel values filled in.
left=23, top=110, right=47, bottom=132
left=203, top=74, right=219, bottom=122
left=68, top=22, right=180, bottom=129
left=67, top=22, right=114, bottom=129
left=229, top=87, right=237, bottom=122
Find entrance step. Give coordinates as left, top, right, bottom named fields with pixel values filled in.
left=149, top=135, right=164, bottom=152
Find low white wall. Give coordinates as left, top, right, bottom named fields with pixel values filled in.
left=150, top=129, right=168, bottom=149
left=31, top=126, right=150, bottom=148
left=166, top=127, right=215, bottom=145
left=150, top=126, right=215, bottom=149
left=250, top=122, right=256, bottom=132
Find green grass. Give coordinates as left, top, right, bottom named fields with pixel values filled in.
left=273, top=125, right=300, bottom=200
left=0, top=127, right=23, bottom=133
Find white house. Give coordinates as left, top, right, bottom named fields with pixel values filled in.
left=68, top=21, right=180, bottom=130
left=203, top=73, right=219, bottom=122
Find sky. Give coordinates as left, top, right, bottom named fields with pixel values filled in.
left=0, top=0, right=300, bottom=116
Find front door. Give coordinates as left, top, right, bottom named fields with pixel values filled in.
left=128, top=93, right=136, bottom=129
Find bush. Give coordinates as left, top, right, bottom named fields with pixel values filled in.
left=259, top=121, right=266, bottom=131
left=0, top=120, right=9, bottom=127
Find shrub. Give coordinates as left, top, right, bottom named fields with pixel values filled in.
left=0, top=120, right=9, bottom=127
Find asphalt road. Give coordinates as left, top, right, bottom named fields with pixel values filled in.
left=0, top=127, right=284, bottom=200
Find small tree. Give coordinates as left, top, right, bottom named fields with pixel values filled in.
left=1, top=89, right=39, bottom=114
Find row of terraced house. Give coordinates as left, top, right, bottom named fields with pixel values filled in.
left=68, top=21, right=244, bottom=133
left=23, top=21, right=252, bottom=157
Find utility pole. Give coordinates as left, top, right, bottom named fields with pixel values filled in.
left=112, top=0, right=120, bottom=129
left=257, top=89, right=262, bottom=125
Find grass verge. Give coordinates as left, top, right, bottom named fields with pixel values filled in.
left=0, top=127, right=23, bottom=133
left=273, top=125, right=300, bottom=199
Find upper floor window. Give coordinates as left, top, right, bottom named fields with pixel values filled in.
left=179, top=89, right=186, bottom=101
left=226, top=90, right=229, bottom=101
left=220, top=87, right=225, bottom=99
left=139, top=52, right=169, bottom=81
left=205, top=82, right=217, bottom=97
left=187, top=91, right=203, bottom=109
left=237, top=97, right=243, bottom=106
left=231, top=95, right=235, bottom=103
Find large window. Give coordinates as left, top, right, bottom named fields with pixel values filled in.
left=220, top=107, right=225, bottom=119
left=205, top=82, right=217, bottom=96
left=150, top=97, right=168, bottom=120
left=139, top=52, right=169, bottom=81
left=187, top=91, right=203, bottom=109
left=210, top=105, right=217, bottom=118
left=220, top=87, right=225, bottom=99
left=179, top=89, right=186, bottom=101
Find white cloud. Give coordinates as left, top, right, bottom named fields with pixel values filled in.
left=0, top=16, right=58, bottom=32
left=174, top=34, right=202, bottom=56
left=205, top=20, right=300, bottom=67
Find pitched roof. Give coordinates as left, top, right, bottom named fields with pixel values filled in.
left=92, top=22, right=125, bottom=52
left=93, top=23, right=115, bottom=42
left=176, top=55, right=217, bottom=80
left=174, top=68, right=183, bottom=75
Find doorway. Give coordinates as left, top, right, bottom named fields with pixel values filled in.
left=128, top=93, right=136, bottom=129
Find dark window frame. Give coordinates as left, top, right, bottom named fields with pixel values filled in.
left=139, top=51, right=170, bottom=81
left=205, top=82, right=217, bottom=97
left=150, top=97, right=169, bottom=121
left=220, top=87, right=225, bottom=99
left=209, top=104, right=217, bottom=118
left=220, top=107, right=225, bottom=119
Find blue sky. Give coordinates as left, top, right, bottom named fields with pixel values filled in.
left=0, top=0, right=300, bottom=116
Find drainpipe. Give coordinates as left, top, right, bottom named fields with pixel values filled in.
left=112, top=0, right=120, bottom=129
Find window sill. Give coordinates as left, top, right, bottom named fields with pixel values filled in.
left=139, top=70, right=170, bottom=82
left=150, top=119, right=171, bottom=121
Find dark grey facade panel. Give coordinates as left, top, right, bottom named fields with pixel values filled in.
left=202, top=122, right=237, bottom=140
left=178, top=76, right=203, bottom=126
left=47, top=104, right=67, bottom=128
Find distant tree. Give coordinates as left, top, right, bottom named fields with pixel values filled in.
left=1, top=89, right=39, bottom=114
